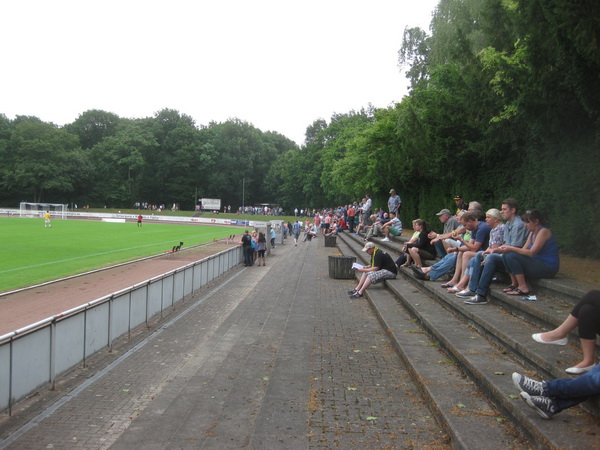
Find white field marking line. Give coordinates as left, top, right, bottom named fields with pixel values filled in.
left=0, top=233, right=229, bottom=275
left=0, top=268, right=245, bottom=450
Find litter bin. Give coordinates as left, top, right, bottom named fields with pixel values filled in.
left=328, top=255, right=356, bottom=279
left=324, top=235, right=337, bottom=247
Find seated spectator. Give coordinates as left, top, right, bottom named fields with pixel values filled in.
left=381, top=211, right=402, bottom=242
left=348, top=242, right=397, bottom=298
left=356, top=214, right=377, bottom=238
left=396, top=220, right=421, bottom=266
left=429, top=209, right=461, bottom=258
left=531, top=290, right=599, bottom=374
left=462, top=198, right=528, bottom=305
left=412, top=211, right=489, bottom=281
left=364, top=213, right=389, bottom=240
left=512, top=367, right=600, bottom=420
left=447, top=208, right=504, bottom=293
left=406, top=219, right=436, bottom=267
left=501, top=209, right=559, bottom=296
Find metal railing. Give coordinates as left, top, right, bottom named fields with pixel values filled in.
left=0, top=245, right=242, bottom=415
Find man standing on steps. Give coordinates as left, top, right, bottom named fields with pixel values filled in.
left=348, top=242, right=397, bottom=299
left=463, top=198, right=528, bottom=305
left=388, top=189, right=401, bottom=215
left=241, top=230, right=253, bottom=266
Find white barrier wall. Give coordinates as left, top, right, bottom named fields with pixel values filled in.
left=0, top=245, right=243, bottom=414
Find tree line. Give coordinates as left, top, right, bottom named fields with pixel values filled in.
left=0, top=110, right=297, bottom=210
left=1, top=0, right=598, bottom=256
left=266, top=0, right=600, bottom=257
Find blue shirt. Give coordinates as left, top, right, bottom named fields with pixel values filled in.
left=473, top=221, right=492, bottom=251
left=505, top=216, right=528, bottom=247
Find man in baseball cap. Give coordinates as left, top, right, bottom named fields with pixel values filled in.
left=388, top=189, right=401, bottom=214
left=347, top=242, right=397, bottom=298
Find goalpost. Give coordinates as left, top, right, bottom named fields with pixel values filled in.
left=19, top=202, right=68, bottom=219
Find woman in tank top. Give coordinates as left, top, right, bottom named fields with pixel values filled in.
left=498, top=209, right=559, bottom=296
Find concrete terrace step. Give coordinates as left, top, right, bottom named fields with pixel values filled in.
left=355, top=232, right=600, bottom=340
left=335, top=239, right=529, bottom=448
left=337, top=232, right=600, bottom=448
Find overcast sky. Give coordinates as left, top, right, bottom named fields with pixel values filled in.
left=1, top=0, right=437, bottom=145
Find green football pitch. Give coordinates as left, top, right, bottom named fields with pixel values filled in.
left=0, top=217, right=245, bottom=293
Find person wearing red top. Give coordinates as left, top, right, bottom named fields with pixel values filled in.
left=347, top=205, right=356, bottom=233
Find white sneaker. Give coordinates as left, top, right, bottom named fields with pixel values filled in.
left=381, top=237, right=390, bottom=242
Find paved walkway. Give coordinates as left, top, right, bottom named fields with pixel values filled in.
left=0, top=238, right=448, bottom=449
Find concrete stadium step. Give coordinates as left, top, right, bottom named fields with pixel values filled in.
left=335, top=239, right=530, bottom=448
left=337, top=232, right=600, bottom=448
left=355, top=232, right=600, bottom=345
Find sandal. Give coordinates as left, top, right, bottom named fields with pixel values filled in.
left=447, top=286, right=461, bottom=293
left=502, top=285, right=516, bottom=293
left=506, top=288, right=532, bottom=296
left=440, top=282, right=454, bottom=288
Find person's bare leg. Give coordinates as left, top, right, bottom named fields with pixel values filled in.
left=539, top=314, right=578, bottom=342
left=454, top=272, right=471, bottom=291
left=358, top=277, right=371, bottom=295
left=354, top=272, right=369, bottom=291
left=513, top=273, right=529, bottom=293
left=575, top=339, right=598, bottom=368
left=409, top=247, right=422, bottom=267
left=447, top=254, right=464, bottom=285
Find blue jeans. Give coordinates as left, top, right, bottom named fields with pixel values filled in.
left=433, top=240, right=446, bottom=258
left=503, top=253, right=557, bottom=278
left=545, top=364, right=600, bottom=412
left=428, top=253, right=457, bottom=281
left=243, top=246, right=253, bottom=266
left=468, top=252, right=507, bottom=297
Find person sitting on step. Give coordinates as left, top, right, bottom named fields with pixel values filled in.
left=512, top=366, right=600, bottom=420
left=348, top=242, right=397, bottom=299
left=531, top=290, right=599, bottom=374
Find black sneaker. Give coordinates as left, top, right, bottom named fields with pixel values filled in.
left=464, top=294, right=488, bottom=305
left=348, top=289, right=358, bottom=295
left=520, top=392, right=557, bottom=419
left=512, top=372, right=545, bottom=396
left=411, top=265, right=427, bottom=281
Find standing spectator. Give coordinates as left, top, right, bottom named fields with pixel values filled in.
left=270, top=227, right=276, bottom=248
left=388, top=189, right=401, bottom=214
left=362, top=195, right=372, bottom=227
left=347, top=204, right=356, bottom=233
left=256, top=232, right=267, bottom=266
left=453, top=196, right=468, bottom=214
left=292, top=220, right=301, bottom=246
left=240, top=230, right=253, bottom=266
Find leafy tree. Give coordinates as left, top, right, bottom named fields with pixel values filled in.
left=2, top=119, right=85, bottom=202
left=65, top=109, right=121, bottom=149
left=90, top=121, right=157, bottom=206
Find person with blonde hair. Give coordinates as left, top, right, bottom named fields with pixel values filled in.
left=449, top=208, right=505, bottom=294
